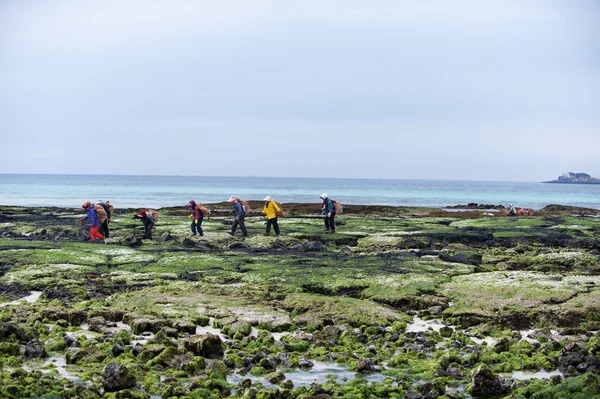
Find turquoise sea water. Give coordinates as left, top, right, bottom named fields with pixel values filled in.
left=0, top=174, right=599, bottom=210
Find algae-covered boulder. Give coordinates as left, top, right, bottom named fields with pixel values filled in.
left=137, top=344, right=167, bottom=361
left=185, top=333, right=224, bottom=359
left=131, top=318, right=163, bottom=334
left=66, top=346, right=106, bottom=364
left=87, top=316, right=106, bottom=332
left=469, top=364, right=509, bottom=396
left=0, top=342, right=20, bottom=356
left=0, top=322, right=18, bottom=340
left=172, top=320, right=196, bottom=335
left=267, top=371, right=286, bottom=384
left=24, top=339, right=46, bottom=359
left=102, top=361, right=137, bottom=392
left=355, top=358, right=380, bottom=373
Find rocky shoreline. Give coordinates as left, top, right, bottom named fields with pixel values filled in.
left=0, top=203, right=599, bottom=398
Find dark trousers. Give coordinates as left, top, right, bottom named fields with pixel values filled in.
left=324, top=212, right=336, bottom=232
left=266, top=218, right=280, bottom=235
left=191, top=216, right=204, bottom=236
left=231, top=216, right=248, bottom=236
left=142, top=219, right=153, bottom=239
left=101, top=220, right=110, bottom=238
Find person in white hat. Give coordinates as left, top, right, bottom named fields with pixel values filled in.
left=261, top=196, right=282, bottom=236
left=320, top=193, right=336, bottom=233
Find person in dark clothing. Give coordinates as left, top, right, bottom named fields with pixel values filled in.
left=320, top=193, right=336, bottom=233
left=97, top=201, right=112, bottom=238
left=188, top=200, right=204, bottom=236
left=134, top=210, right=155, bottom=239
left=227, top=195, right=248, bottom=237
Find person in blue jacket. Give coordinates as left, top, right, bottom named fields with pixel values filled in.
left=320, top=193, right=336, bottom=233
left=227, top=195, right=248, bottom=237
left=80, top=201, right=104, bottom=240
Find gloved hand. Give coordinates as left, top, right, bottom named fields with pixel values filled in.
left=327, top=212, right=332, bottom=217
left=261, top=212, right=266, bottom=216
left=80, top=218, right=85, bottom=222
left=147, top=226, right=151, bottom=231
left=187, top=214, right=193, bottom=218
left=194, top=219, right=198, bottom=223
left=107, top=219, right=110, bottom=223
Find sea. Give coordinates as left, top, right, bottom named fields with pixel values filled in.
left=1, top=174, right=599, bottom=210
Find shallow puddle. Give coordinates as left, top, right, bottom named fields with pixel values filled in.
left=406, top=316, right=451, bottom=333
left=228, top=361, right=388, bottom=389
left=507, top=369, right=564, bottom=381
left=0, top=291, right=42, bottom=307
left=22, top=355, right=82, bottom=383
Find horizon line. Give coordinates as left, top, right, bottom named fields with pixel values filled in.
left=0, top=172, right=549, bottom=184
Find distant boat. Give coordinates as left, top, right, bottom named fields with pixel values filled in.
left=543, top=172, right=600, bottom=184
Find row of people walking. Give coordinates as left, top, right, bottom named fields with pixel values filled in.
left=80, top=194, right=339, bottom=241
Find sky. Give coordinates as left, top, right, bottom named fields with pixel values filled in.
left=1, top=0, right=599, bottom=181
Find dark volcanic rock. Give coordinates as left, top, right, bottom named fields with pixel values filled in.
left=88, top=316, right=106, bottom=332
left=131, top=318, right=163, bottom=334
left=112, top=342, right=124, bottom=356
left=64, top=334, right=81, bottom=348
left=439, top=252, right=482, bottom=265
left=229, top=242, right=250, bottom=249
left=306, top=241, right=324, bottom=252
left=102, top=361, right=137, bottom=392
left=184, top=333, right=224, bottom=359
left=0, top=322, right=18, bottom=340
left=470, top=364, right=509, bottom=396
left=25, top=340, right=46, bottom=359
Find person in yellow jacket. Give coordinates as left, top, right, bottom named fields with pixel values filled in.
left=261, top=196, right=281, bottom=236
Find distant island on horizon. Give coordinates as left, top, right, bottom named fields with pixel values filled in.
left=543, top=172, right=600, bottom=185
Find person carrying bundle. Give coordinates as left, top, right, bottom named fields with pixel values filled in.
left=320, top=193, right=337, bottom=233
left=188, top=200, right=207, bottom=236
left=261, top=196, right=282, bottom=236
left=227, top=195, right=248, bottom=237
left=95, top=200, right=114, bottom=238
left=81, top=201, right=104, bottom=241
left=134, top=209, right=156, bottom=239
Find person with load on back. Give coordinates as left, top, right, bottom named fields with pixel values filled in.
left=261, top=196, right=281, bottom=236
left=81, top=201, right=104, bottom=241
left=188, top=200, right=205, bottom=236
left=96, top=200, right=113, bottom=238
left=134, top=210, right=155, bottom=239
left=320, top=193, right=336, bottom=233
left=227, top=195, right=248, bottom=237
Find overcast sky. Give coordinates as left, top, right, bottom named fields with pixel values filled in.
left=1, top=1, right=599, bottom=181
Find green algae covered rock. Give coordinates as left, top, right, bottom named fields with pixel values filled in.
left=131, top=318, right=163, bottom=334
left=266, top=371, right=286, bottom=384
left=185, top=333, right=224, bottom=359
left=66, top=346, right=106, bottom=365
left=0, top=342, right=19, bottom=356
left=468, top=364, right=509, bottom=397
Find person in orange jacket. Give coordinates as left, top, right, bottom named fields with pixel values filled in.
left=81, top=201, right=104, bottom=241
